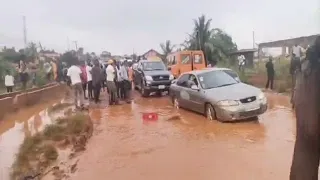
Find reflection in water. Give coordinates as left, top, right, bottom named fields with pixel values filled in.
left=0, top=99, right=62, bottom=180
left=72, top=91, right=296, bottom=180
left=33, top=113, right=42, bottom=133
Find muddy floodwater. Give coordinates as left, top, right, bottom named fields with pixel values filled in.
left=0, top=91, right=295, bottom=180
left=0, top=99, right=65, bottom=179
left=68, top=92, right=295, bottom=180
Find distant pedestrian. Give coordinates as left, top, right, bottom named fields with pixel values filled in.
left=115, top=61, right=122, bottom=99
left=106, top=60, right=119, bottom=105
left=265, top=57, right=275, bottom=90
left=292, top=44, right=303, bottom=60
left=289, top=53, right=301, bottom=108
left=67, top=59, right=84, bottom=109
left=43, top=60, right=52, bottom=81
left=80, top=61, right=88, bottom=99
left=91, top=59, right=103, bottom=103
left=19, top=60, right=28, bottom=90
left=5, top=70, right=14, bottom=93
left=120, top=61, right=131, bottom=103
left=85, top=62, right=93, bottom=100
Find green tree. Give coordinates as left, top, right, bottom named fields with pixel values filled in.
left=185, top=15, right=237, bottom=65
left=25, top=42, right=38, bottom=61
left=160, top=40, right=176, bottom=61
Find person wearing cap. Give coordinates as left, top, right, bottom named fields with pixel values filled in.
left=106, top=59, right=118, bottom=105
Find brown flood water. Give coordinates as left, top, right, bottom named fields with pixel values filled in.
left=70, top=91, right=296, bottom=180
left=0, top=98, right=65, bottom=179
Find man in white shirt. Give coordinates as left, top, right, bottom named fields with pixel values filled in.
left=119, top=61, right=130, bottom=102
left=67, top=60, right=84, bottom=108
left=5, top=70, right=14, bottom=93
left=43, top=60, right=52, bottom=81
left=238, top=55, right=245, bottom=71
left=86, top=63, right=93, bottom=100
left=106, top=59, right=118, bottom=105
left=292, top=44, right=302, bottom=59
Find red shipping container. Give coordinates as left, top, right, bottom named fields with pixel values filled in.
left=142, top=112, right=158, bottom=121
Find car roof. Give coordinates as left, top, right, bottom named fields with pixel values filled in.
left=185, top=67, right=233, bottom=76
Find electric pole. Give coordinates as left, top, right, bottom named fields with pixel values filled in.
left=23, top=16, right=27, bottom=49
left=252, top=31, right=255, bottom=49
left=73, top=41, right=78, bottom=50
left=67, top=37, right=70, bottom=51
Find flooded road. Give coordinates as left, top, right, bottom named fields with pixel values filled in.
left=71, top=92, right=296, bottom=180
left=0, top=99, right=64, bottom=179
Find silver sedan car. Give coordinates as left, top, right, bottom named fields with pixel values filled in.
left=169, top=68, right=267, bottom=121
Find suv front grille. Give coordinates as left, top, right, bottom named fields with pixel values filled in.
left=240, top=96, right=256, bottom=104
left=152, top=75, right=169, bottom=81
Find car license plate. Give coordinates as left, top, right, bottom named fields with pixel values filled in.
left=158, top=85, right=165, bottom=89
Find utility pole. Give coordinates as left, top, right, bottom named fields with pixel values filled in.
left=23, top=16, right=27, bottom=49
left=252, top=31, right=255, bottom=49
left=73, top=41, right=78, bottom=50
left=67, top=37, right=70, bottom=51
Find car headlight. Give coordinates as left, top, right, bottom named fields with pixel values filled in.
left=145, top=75, right=153, bottom=81
left=257, top=92, right=267, bottom=103
left=169, top=74, right=174, bottom=80
left=217, top=100, right=239, bottom=106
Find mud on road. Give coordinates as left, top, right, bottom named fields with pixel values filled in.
left=70, top=91, right=295, bottom=180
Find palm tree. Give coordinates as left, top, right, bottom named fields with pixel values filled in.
left=160, top=40, right=176, bottom=61
left=188, top=15, right=238, bottom=65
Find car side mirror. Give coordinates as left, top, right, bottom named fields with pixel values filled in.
left=171, top=79, right=177, bottom=84
left=191, top=85, right=199, bottom=90
left=167, top=67, right=171, bottom=70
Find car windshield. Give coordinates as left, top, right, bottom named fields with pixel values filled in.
left=197, top=70, right=238, bottom=89
left=223, top=70, right=239, bottom=79
left=142, top=61, right=166, bottom=71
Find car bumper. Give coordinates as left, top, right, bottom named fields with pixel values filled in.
left=144, top=80, right=172, bottom=91
left=215, top=103, right=268, bottom=121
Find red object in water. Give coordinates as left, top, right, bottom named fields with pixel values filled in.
left=142, top=112, right=158, bottom=121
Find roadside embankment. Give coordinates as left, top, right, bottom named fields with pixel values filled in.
left=0, top=83, right=68, bottom=120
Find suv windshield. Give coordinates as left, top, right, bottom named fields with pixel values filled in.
left=197, top=70, right=238, bottom=89
left=142, top=61, right=166, bottom=71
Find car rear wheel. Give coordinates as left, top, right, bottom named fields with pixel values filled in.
left=205, top=104, right=216, bottom=121
left=172, top=96, right=180, bottom=109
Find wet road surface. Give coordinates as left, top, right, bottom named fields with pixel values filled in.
left=70, top=91, right=296, bottom=180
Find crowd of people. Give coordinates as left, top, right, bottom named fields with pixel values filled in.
left=65, top=58, right=133, bottom=109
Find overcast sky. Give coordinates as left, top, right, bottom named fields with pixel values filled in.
left=0, top=0, right=319, bottom=55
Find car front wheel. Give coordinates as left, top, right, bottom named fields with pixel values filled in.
left=205, top=104, right=216, bottom=121
left=141, top=82, right=149, bottom=97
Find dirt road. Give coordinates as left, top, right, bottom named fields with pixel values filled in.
left=69, top=91, right=295, bottom=180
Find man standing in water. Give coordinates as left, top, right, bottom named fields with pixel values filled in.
left=106, top=60, right=118, bottom=105
left=119, top=61, right=131, bottom=103
left=265, top=57, right=275, bottom=90
left=290, top=36, right=320, bottom=180
left=91, top=59, right=103, bottom=104
left=67, top=58, right=84, bottom=109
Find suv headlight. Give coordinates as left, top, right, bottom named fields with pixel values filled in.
left=257, top=92, right=267, bottom=103
left=145, top=75, right=153, bottom=81
left=217, top=100, right=239, bottom=106
left=169, top=74, right=174, bottom=80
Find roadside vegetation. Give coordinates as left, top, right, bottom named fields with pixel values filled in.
left=10, top=112, right=93, bottom=180
left=159, top=14, right=293, bottom=93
